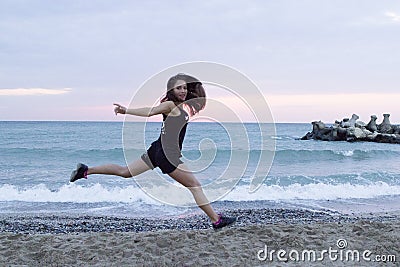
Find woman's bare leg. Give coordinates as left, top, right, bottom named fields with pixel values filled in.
left=87, top=158, right=151, bottom=178
left=168, top=164, right=220, bottom=223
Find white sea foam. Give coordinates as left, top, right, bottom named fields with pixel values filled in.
left=221, top=182, right=400, bottom=201
left=0, top=182, right=399, bottom=204
left=0, top=183, right=160, bottom=204
left=335, top=150, right=354, bottom=157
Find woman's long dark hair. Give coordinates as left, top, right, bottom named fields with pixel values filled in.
left=161, top=73, right=206, bottom=116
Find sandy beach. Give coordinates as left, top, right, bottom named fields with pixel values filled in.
left=0, top=208, right=398, bottom=266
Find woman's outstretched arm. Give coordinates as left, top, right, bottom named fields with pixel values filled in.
left=113, top=102, right=174, bottom=117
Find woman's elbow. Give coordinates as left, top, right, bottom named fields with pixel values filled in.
left=147, top=110, right=158, bottom=117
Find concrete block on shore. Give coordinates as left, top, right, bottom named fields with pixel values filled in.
left=301, top=113, right=400, bottom=144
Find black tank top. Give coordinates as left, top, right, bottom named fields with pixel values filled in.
left=156, top=106, right=189, bottom=157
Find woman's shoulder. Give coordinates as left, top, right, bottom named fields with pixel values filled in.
left=160, top=101, right=180, bottom=116
left=160, top=100, right=176, bottom=109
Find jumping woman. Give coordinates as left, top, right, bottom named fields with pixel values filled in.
left=70, top=73, right=236, bottom=229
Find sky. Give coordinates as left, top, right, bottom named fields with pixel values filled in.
left=1, top=0, right=400, bottom=123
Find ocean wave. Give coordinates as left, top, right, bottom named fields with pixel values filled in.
left=1, top=147, right=124, bottom=153
left=3, top=146, right=400, bottom=170
left=189, top=148, right=400, bottom=160
left=3, top=146, right=399, bottom=155
left=0, top=182, right=399, bottom=204
left=223, top=182, right=400, bottom=201
left=273, top=149, right=400, bottom=163
left=0, top=183, right=159, bottom=204
left=1, top=147, right=128, bottom=160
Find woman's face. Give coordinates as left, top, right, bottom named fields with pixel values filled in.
left=172, top=79, right=187, bottom=102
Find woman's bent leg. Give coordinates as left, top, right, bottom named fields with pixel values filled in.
left=168, top=164, right=220, bottom=223
left=87, top=158, right=151, bottom=178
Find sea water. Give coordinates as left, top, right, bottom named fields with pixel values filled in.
left=1, top=121, right=400, bottom=217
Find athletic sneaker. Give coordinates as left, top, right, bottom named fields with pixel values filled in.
left=70, top=163, right=88, bottom=182
left=212, top=214, right=237, bottom=230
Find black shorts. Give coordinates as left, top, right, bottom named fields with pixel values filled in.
left=141, top=141, right=183, bottom=174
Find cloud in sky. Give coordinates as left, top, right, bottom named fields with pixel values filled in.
left=352, top=10, right=400, bottom=26
left=385, top=11, right=400, bottom=22
left=0, top=88, right=71, bottom=96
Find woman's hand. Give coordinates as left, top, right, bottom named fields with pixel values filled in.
left=113, top=103, right=127, bottom=115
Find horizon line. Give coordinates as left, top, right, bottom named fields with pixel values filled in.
left=0, top=119, right=310, bottom=124
left=1, top=120, right=400, bottom=125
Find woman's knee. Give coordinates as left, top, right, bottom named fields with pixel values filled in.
left=120, top=167, right=133, bottom=178
left=178, top=174, right=201, bottom=188
left=187, top=181, right=202, bottom=190
left=168, top=167, right=202, bottom=188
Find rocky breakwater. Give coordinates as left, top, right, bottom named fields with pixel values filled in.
left=301, top=114, right=400, bottom=144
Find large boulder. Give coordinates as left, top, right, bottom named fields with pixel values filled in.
left=374, top=133, right=400, bottom=144
left=393, top=125, right=400, bottom=134
left=346, top=127, right=367, bottom=141
left=378, top=114, right=393, bottom=133
left=348, top=114, right=359, bottom=128
left=312, top=121, right=325, bottom=133
left=340, top=118, right=350, bottom=128
left=366, top=115, right=378, bottom=132
left=355, top=121, right=366, bottom=128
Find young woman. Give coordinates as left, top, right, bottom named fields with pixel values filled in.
left=70, top=73, right=236, bottom=229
